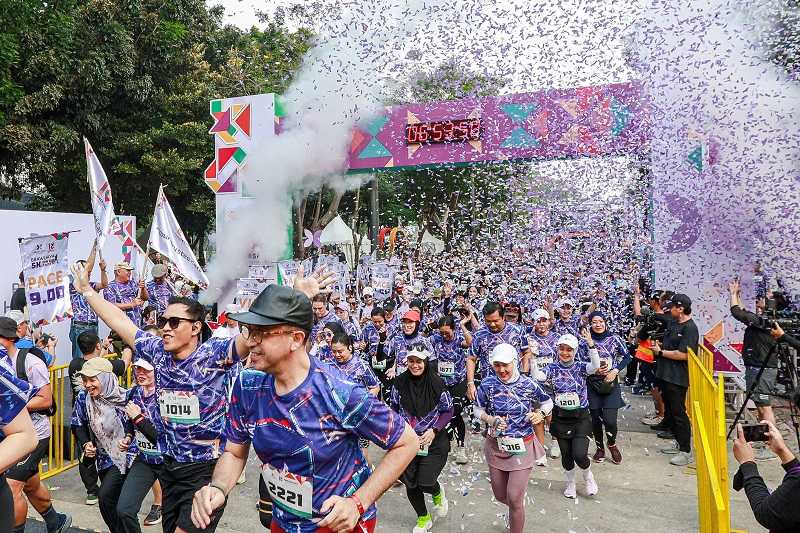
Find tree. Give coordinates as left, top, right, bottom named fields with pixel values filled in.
left=0, top=0, right=313, bottom=263
left=381, top=59, right=517, bottom=252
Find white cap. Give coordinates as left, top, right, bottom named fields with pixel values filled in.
left=362, top=287, right=374, bottom=296
left=490, top=343, right=518, bottom=364
left=4, top=310, right=25, bottom=326
left=132, top=359, right=155, bottom=371
left=557, top=334, right=579, bottom=350
left=406, top=346, right=431, bottom=360
left=557, top=298, right=575, bottom=309
left=532, top=309, right=549, bottom=321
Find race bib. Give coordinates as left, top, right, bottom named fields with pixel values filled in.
left=159, top=391, right=201, bottom=424
left=555, top=391, right=580, bottom=410
left=262, top=463, right=313, bottom=518
left=417, top=443, right=429, bottom=456
left=371, top=356, right=386, bottom=370
left=535, top=357, right=553, bottom=371
left=438, top=360, right=455, bottom=377
left=498, top=436, right=527, bottom=456
left=135, top=431, right=160, bottom=457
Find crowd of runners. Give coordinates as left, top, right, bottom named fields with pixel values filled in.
left=0, top=233, right=722, bottom=533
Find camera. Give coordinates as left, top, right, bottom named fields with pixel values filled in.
left=638, top=307, right=670, bottom=341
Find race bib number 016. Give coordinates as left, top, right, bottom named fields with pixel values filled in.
left=555, top=391, right=580, bottom=410
left=262, top=464, right=313, bottom=518
left=498, top=436, right=527, bottom=456
left=159, top=391, right=201, bottom=424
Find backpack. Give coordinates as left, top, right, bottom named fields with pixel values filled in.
left=15, top=347, right=57, bottom=417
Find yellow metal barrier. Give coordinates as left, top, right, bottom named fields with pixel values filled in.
left=40, top=354, right=131, bottom=481
left=688, top=345, right=730, bottom=533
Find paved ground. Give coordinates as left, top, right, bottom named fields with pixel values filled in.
left=26, top=388, right=788, bottom=533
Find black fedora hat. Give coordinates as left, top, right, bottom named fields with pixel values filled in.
left=229, top=285, right=313, bottom=331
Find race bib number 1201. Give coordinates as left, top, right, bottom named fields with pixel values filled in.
left=262, top=464, right=313, bottom=518
left=555, top=391, right=580, bottom=410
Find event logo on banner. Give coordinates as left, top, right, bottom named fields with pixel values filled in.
left=148, top=185, right=209, bottom=288
left=19, top=233, right=73, bottom=326
left=371, top=262, right=395, bottom=301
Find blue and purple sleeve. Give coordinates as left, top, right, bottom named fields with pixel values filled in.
left=0, top=365, right=34, bottom=426
left=431, top=391, right=454, bottom=431
left=133, top=330, right=161, bottom=364
left=346, top=384, right=405, bottom=450
left=224, top=375, right=252, bottom=445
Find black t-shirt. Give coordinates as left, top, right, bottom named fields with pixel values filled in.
left=10, top=287, right=26, bottom=311
left=656, top=317, right=699, bottom=387
left=731, top=306, right=777, bottom=368
left=68, top=357, right=126, bottom=405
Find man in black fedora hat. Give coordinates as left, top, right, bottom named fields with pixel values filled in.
left=189, top=283, right=418, bottom=533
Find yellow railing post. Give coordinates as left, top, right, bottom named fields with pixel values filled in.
left=688, top=346, right=732, bottom=533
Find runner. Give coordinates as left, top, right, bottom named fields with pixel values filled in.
left=0, top=357, right=39, bottom=533
left=429, top=315, right=473, bottom=464
left=535, top=332, right=601, bottom=498
left=474, top=343, right=552, bottom=533
left=388, top=346, right=453, bottom=533
left=386, top=310, right=434, bottom=379
left=526, top=308, right=562, bottom=459
left=1, top=316, right=72, bottom=533
left=117, top=358, right=165, bottom=530
left=360, top=307, right=393, bottom=400
left=70, top=260, right=252, bottom=533
left=70, top=357, right=131, bottom=531
left=189, top=283, right=418, bottom=533
left=586, top=311, right=632, bottom=465
left=331, top=332, right=381, bottom=462
left=310, top=321, right=347, bottom=364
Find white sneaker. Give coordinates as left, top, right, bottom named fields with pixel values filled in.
left=433, top=484, right=448, bottom=518
left=412, top=515, right=433, bottom=533
left=669, top=451, right=692, bottom=466
left=583, top=469, right=598, bottom=496
left=563, top=469, right=577, bottom=499
left=536, top=454, right=547, bottom=467
left=454, top=445, right=468, bottom=465
left=549, top=439, right=560, bottom=458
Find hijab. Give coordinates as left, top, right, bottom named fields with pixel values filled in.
left=588, top=311, right=613, bottom=341
left=394, top=354, right=446, bottom=419
left=85, top=371, right=129, bottom=474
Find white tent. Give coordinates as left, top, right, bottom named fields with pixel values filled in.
left=320, top=215, right=371, bottom=266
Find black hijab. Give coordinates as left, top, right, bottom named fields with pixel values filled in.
left=395, top=351, right=446, bottom=418
left=588, top=311, right=613, bottom=341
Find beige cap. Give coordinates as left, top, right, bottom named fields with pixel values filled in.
left=78, top=357, right=114, bottom=377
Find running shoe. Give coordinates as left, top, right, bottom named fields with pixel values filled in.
left=412, top=514, right=433, bottom=533
left=669, top=451, right=692, bottom=466
left=53, top=513, right=72, bottom=533
left=432, top=484, right=448, bottom=518
left=549, top=439, right=560, bottom=458
left=607, top=444, right=622, bottom=464
left=640, top=415, right=663, bottom=426
left=659, top=441, right=680, bottom=455
left=563, top=481, right=577, bottom=499
left=535, top=454, right=547, bottom=466
left=454, top=445, right=468, bottom=465
left=583, top=470, right=599, bottom=496
left=144, top=504, right=162, bottom=526
left=86, top=493, right=98, bottom=505
left=592, top=447, right=605, bottom=463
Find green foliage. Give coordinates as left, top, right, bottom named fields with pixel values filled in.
left=0, top=0, right=313, bottom=261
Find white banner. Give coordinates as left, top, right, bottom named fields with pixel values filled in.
left=330, top=261, right=350, bottom=296
left=236, top=277, right=272, bottom=311
left=148, top=185, right=209, bottom=288
left=19, top=233, right=73, bottom=326
left=248, top=264, right=279, bottom=283
left=84, top=138, right=117, bottom=249
left=371, top=262, right=395, bottom=301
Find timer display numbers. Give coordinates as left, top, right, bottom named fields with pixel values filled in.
left=405, top=118, right=481, bottom=145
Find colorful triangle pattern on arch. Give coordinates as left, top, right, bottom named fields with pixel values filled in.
left=358, top=138, right=392, bottom=159
left=501, top=103, right=539, bottom=124
left=501, top=127, right=539, bottom=149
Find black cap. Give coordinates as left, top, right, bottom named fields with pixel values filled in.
left=670, top=293, right=692, bottom=310
left=0, top=317, right=18, bottom=339
left=228, top=285, right=313, bottom=331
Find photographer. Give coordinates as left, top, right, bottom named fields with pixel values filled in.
left=729, top=279, right=778, bottom=442
left=770, top=322, right=800, bottom=351
left=733, top=421, right=800, bottom=532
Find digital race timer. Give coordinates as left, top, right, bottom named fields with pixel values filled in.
left=405, top=118, right=481, bottom=144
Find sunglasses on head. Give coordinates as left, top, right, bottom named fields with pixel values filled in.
left=157, top=316, right=198, bottom=329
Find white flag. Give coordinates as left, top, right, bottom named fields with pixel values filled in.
left=84, top=138, right=116, bottom=248
left=147, top=185, right=209, bottom=288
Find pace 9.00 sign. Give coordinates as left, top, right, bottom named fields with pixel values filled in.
left=405, top=118, right=481, bottom=145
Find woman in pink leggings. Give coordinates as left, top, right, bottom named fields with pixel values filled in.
left=474, top=344, right=553, bottom=533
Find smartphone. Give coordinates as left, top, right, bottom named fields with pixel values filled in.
left=742, top=423, right=770, bottom=442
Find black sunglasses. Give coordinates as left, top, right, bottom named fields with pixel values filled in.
left=157, top=316, right=198, bottom=329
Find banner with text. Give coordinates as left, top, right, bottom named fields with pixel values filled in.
left=371, top=262, right=395, bottom=301
left=19, top=233, right=73, bottom=326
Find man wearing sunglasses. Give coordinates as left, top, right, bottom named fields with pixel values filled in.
left=190, top=284, right=418, bottom=533
left=69, top=260, right=337, bottom=533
